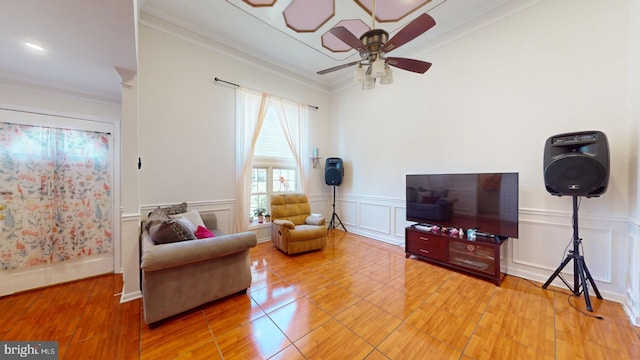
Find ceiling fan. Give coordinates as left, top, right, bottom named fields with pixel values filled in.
left=317, top=3, right=436, bottom=88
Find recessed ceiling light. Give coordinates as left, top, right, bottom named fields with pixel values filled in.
left=25, top=42, right=45, bottom=52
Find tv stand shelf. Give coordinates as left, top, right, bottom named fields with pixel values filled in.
left=405, top=226, right=508, bottom=285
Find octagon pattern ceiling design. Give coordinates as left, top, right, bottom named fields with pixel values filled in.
left=355, top=0, right=434, bottom=23
left=243, top=0, right=276, bottom=6
left=283, top=0, right=334, bottom=33
left=226, top=0, right=443, bottom=62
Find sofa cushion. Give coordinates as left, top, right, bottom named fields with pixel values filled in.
left=150, top=219, right=196, bottom=244
left=288, top=224, right=326, bottom=243
left=194, top=225, right=215, bottom=239
left=271, top=194, right=311, bottom=225
left=422, top=196, right=440, bottom=204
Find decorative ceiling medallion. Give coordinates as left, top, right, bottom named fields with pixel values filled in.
left=322, top=19, right=369, bottom=52
left=243, top=0, right=277, bottom=6
left=284, top=0, right=334, bottom=33
left=355, top=0, right=433, bottom=23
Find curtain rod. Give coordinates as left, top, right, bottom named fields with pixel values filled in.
left=213, top=77, right=319, bottom=110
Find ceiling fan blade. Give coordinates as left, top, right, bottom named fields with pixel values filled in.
left=382, top=13, right=436, bottom=53
left=386, top=57, right=432, bottom=74
left=329, top=26, right=367, bottom=54
left=317, top=60, right=361, bottom=75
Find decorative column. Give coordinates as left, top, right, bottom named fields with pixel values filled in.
left=116, top=66, right=142, bottom=302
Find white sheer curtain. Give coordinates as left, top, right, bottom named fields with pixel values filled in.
left=234, top=88, right=310, bottom=232
left=273, top=98, right=309, bottom=193
left=234, top=88, right=270, bottom=232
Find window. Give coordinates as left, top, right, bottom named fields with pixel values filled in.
left=235, top=88, right=308, bottom=232
left=250, top=166, right=297, bottom=218
left=249, top=103, right=299, bottom=222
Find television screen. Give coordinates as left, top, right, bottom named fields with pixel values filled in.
left=406, top=172, right=519, bottom=238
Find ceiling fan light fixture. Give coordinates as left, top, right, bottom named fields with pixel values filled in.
left=363, top=74, right=375, bottom=90
left=371, top=59, right=385, bottom=78
left=354, top=65, right=365, bottom=83
left=380, top=65, right=393, bottom=85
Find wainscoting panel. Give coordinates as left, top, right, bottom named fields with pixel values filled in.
left=359, top=202, right=391, bottom=234
left=337, top=195, right=405, bottom=245
left=509, top=208, right=628, bottom=303
left=201, top=208, right=233, bottom=234
left=512, top=219, right=613, bottom=283
left=339, top=199, right=358, bottom=227
left=308, top=192, right=328, bottom=217
left=120, top=212, right=142, bottom=303
left=394, top=207, right=413, bottom=238
left=625, top=224, right=640, bottom=326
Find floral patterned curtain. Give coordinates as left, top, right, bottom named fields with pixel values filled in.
left=0, top=122, right=112, bottom=270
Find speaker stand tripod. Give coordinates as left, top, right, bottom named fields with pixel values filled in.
left=542, top=196, right=602, bottom=311
left=328, top=184, right=346, bottom=232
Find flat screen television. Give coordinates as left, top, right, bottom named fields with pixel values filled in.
left=406, top=172, right=519, bottom=239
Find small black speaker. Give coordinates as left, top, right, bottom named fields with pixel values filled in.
left=543, top=130, right=609, bottom=197
left=325, top=157, right=344, bottom=186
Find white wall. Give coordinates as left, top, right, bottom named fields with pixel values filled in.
left=137, top=14, right=332, bottom=208
left=329, top=0, right=637, bottom=313
left=133, top=14, right=334, bottom=240
left=0, top=82, right=121, bottom=119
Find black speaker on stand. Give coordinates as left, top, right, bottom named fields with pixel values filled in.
left=325, top=157, right=346, bottom=232
left=541, top=130, right=608, bottom=311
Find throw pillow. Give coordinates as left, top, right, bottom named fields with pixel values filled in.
left=194, top=225, right=215, bottom=239
left=144, top=206, right=170, bottom=231
left=305, top=214, right=325, bottom=226
left=170, top=209, right=205, bottom=229
left=162, top=202, right=188, bottom=216
left=175, top=217, right=197, bottom=234
left=151, top=219, right=196, bottom=245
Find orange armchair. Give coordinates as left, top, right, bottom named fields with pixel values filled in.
left=270, top=193, right=327, bottom=254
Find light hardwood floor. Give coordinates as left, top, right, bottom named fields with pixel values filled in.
left=1, top=230, right=639, bottom=359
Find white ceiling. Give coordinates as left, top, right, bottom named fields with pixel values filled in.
left=141, top=0, right=523, bottom=89
left=0, top=0, right=137, bottom=102
left=0, top=0, right=536, bottom=101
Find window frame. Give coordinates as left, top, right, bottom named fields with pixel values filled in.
left=249, top=157, right=299, bottom=226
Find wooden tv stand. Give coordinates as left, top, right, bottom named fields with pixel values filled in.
left=405, top=225, right=508, bottom=285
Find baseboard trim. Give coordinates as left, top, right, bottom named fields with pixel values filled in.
left=120, top=289, right=142, bottom=303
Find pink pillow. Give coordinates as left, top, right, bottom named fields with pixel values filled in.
left=194, top=225, right=215, bottom=239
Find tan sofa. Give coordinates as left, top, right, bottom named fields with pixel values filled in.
left=140, top=211, right=257, bottom=326
left=270, top=193, right=327, bottom=254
